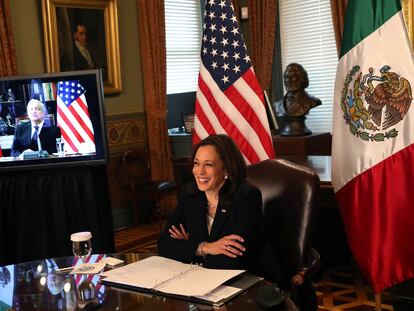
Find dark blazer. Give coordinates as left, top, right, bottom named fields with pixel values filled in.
left=60, top=44, right=94, bottom=72
left=72, top=45, right=94, bottom=70
left=158, top=183, right=262, bottom=270
left=11, top=121, right=61, bottom=157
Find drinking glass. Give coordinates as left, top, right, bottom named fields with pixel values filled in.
left=78, top=278, right=96, bottom=301
left=71, top=231, right=92, bottom=259
left=56, top=138, right=65, bottom=157
left=71, top=232, right=92, bottom=271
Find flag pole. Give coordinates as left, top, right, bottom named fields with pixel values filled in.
left=374, top=293, right=382, bottom=311
left=263, top=90, right=278, bottom=134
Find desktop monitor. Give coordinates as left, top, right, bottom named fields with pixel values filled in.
left=0, top=69, right=108, bottom=172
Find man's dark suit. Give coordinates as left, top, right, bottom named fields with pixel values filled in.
left=11, top=121, right=61, bottom=157
left=71, top=45, right=94, bottom=70
left=158, top=183, right=262, bottom=270
left=60, top=44, right=94, bottom=72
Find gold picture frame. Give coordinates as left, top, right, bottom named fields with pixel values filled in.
left=42, top=0, right=121, bottom=95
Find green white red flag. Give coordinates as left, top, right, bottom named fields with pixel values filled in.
left=332, top=0, right=414, bottom=292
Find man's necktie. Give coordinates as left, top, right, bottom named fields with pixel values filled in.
left=32, top=125, right=39, bottom=142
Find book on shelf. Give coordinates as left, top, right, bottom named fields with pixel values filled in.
left=100, top=255, right=262, bottom=306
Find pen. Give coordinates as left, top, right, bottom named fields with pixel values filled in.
left=55, top=266, right=73, bottom=273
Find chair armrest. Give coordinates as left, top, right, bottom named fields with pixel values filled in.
left=290, top=248, right=321, bottom=287
left=136, top=180, right=179, bottom=192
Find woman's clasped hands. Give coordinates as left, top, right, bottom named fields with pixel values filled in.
left=203, top=234, right=245, bottom=258
left=169, top=223, right=245, bottom=258
left=169, top=224, right=189, bottom=240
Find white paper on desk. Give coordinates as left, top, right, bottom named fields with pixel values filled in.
left=194, top=285, right=240, bottom=303
left=101, top=256, right=244, bottom=297
left=155, top=265, right=243, bottom=296
left=70, top=261, right=106, bottom=274
left=100, top=256, right=194, bottom=289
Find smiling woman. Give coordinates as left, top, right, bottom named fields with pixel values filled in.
left=158, top=134, right=263, bottom=271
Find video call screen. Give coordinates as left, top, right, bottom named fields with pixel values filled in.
left=0, top=69, right=108, bottom=172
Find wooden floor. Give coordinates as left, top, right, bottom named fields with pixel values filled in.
left=315, top=265, right=394, bottom=311
left=114, top=222, right=162, bottom=254
left=114, top=224, right=395, bottom=310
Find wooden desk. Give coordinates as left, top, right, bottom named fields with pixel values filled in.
left=273, top=132, right=332, bottom=155
left=0, top=253, right=298, bottom=311
left=278, top=155, right=332, bottom=188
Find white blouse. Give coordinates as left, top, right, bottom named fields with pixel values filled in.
left=207, top=213, right=214, bottom=234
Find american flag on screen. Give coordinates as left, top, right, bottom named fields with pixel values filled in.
left=57, top=81, right=95, bottom=153
left=193, top=0, right=275, bottom=164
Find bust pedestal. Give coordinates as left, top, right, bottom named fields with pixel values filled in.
left=278, top=116, right=311, bottom=136
left=272, top=132, right=331, bottom=156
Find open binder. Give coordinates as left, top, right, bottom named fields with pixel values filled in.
left=100, top=256, right=262, bottom=306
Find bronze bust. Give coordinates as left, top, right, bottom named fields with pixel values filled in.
left=275, top=63, right=322, bottom=136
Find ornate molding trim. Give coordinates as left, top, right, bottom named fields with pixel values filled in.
left=106, top=112, right=147, bottom=153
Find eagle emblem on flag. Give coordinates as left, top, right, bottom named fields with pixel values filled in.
left=340, top=65, right=412, bottom=141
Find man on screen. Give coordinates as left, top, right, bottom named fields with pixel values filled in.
left=11, top=99, right=61, bottom=157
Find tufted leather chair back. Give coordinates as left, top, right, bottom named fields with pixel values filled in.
left=247, top=159, right=320, bottom=310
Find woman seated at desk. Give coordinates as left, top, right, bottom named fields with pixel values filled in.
left=158, top=134, right=263, bottom=270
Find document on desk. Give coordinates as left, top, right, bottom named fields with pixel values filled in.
left=100, top=256, right=246, bottom=298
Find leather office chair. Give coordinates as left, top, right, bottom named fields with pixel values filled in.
left=122, top=148, right=179, bottom=225
left=246, top=159, right=320, bottom=311
left=172, top=157, right=194, bottom=190
left=15, top=114, right=56, bottom=126
left=172, top=157, right=320, bottom=309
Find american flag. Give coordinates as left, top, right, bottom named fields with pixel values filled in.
left=57, top=81, right=95, bottom=154
left=193, top=0, right=275, bottom=164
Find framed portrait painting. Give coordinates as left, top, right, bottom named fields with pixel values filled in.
left=42, top=0, right=121, bottom=95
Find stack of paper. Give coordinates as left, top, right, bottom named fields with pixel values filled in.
left=100, top=256, right=258, bottom=305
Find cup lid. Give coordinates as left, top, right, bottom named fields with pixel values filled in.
left=71, top=231, right=92, bottom=242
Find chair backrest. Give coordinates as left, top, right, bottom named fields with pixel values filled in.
left=246, top=159, right=320, bottom=281
left=122, top=148, right=151, bottom=183
left=173, top=157, right=194, bottom=190
left=15, top=114, right=56, bottom=126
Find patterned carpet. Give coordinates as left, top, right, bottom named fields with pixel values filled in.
left=315, top=265, right=393, bottom=311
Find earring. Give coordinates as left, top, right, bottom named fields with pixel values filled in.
left=224, top=175, right=228, bottom=179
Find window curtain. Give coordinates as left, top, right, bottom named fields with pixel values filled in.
left=136, top=0, right=174, bottom=181
left=248, top=0, right=277, bottom=94
left=0, top=0, right=17, bottom=76
left=330, top=0, right=348, bottom=58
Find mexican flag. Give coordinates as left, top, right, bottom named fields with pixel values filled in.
left=332, top=0, right=414, bottom=292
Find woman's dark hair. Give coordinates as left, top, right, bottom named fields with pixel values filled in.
left=191, top=134, right=246, bottom=197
